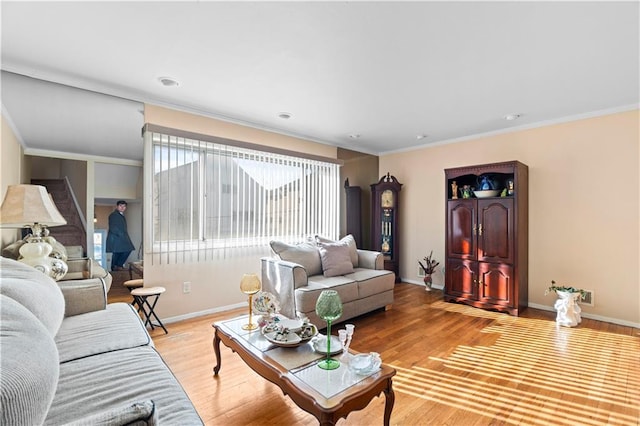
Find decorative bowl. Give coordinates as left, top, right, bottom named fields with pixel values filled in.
left=263, top=330, right=302, bottom=347
left=473, top=189, right=501, bottom=198
left=348, top=352, right=381, bottom=375
left=312, top=334, right=343, bottom=355
left=261, top=321, right=317, bottom=347
left=277, top=318, right=304, bottom=332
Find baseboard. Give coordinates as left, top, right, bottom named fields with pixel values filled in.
left=527, top=302, right=640, bottom=329
left=402, top=278, right=444, bottom=291
left=404, top=278, right=638, bottom=328
left=163, top=302, right=245, bottom=324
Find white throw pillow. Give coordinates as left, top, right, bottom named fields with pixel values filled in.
left=315, top=234, right=358, bottom=268
left=317, top=241, right=354, bottom=277
left=270, top=241, right=323, bottom=276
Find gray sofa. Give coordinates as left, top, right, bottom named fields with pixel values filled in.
left=262, top=235, right=395, bottom=327
left=0, top=257, right=202, bottom=425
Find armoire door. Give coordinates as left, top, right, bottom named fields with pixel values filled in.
left=477, top=199, right=514, bottom=264
left=447, top=199, right=476, bottom=260
left=477, top=262, right=514, bottom=306
left=446, top=258, right=478, bottom=300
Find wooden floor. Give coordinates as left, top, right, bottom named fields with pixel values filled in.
left=108, top=280, right=639, bottom=425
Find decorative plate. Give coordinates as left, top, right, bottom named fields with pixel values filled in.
left=252, top=291, right=280, bottom=316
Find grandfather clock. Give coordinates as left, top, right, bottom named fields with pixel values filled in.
left=371, top=173, right=402, bottom=282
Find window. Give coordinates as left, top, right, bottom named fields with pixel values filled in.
left=144, top=126, right=340, bottom=263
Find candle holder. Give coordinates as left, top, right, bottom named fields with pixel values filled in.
left=240, top=274, right=261, bottom=330
left=339, top=324, right=355, bottom=364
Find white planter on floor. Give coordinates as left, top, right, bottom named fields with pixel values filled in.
left=554, top=290, right=582, bottom=327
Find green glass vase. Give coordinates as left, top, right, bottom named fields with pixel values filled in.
left=315, top=290, right=343, bottom=370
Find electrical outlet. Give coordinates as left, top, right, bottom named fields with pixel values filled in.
left=581, top=290, right=594, bottom=306
left=183, top=281, right=191, bottom=294
left=417, top=267, right=425, bottom=278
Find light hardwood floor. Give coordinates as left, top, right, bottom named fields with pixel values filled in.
left=110, top=281, right=639, bottom=425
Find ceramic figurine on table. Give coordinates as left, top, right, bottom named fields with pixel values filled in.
left=451, top=181, right=458, bottom=199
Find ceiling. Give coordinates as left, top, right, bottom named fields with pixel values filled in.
left=1, top=2, right=638, bottom=162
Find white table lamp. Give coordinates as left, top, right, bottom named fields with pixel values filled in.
left=0, top=184, right=68, bottom=280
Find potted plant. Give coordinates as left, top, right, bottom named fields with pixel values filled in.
left=545, top=280, right=585, bottom=327
left=418, top=251, right=439, bottom=292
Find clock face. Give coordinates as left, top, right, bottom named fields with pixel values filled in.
left=381, top=190, right=394, bottom=208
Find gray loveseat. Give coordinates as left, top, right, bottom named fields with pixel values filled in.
left=261, top=235, right=395, bottom=327
left=1, top=239, right=113, bottom=296
left=0, top=257, right=202, bottom=425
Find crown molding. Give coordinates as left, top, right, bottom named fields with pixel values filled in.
left=23, top=148, right=143, bottom=167
left=379, top=104, right=640, bottom=156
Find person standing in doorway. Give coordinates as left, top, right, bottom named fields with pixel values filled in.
left=106, top=200, right=135, bottom=271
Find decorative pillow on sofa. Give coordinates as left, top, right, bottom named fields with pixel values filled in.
left=1, top=239, right=25, bottom=260
left=45, top=237, right=68, bottom=261
left=315, top=234, right=358, bottom=268
left=2, top=237, right=68, bottom=261
left=317, top=241, right=354, bottom=277
left=270, top=241, right=323, bottom=277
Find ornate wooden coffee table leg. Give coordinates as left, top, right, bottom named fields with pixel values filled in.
left=318, top=413, right=335, bottom=426
left=213, top=331, right=222, bottom=375
left=383, top=378, right=395, bottom=426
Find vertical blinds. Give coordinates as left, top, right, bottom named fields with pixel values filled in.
left=144, top=127, right=340, bottom=264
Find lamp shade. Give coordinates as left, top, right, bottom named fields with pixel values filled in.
left=0, top=184, right=67, bottom=228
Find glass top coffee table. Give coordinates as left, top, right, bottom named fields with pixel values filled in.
left=212, top=317, right=396, bottom=425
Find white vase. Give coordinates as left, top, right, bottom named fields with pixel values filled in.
left=554, top=291, right=582, bottom=327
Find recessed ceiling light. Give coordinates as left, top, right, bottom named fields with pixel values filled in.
left=158, top=77, right=179, bottom=87
left=349, top=134, right=361, bottom=139
left=416, top=134, right=428, bottom=140
left=504, top=113, right=522, bottom=121
left=278, top=112, right=292, bottom=119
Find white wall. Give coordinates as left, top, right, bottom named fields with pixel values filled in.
left=380, top=110, right=639, bottom=326
left=95, top=163, right=141, bottom=200
left=1, top=114, right=25, bottom=247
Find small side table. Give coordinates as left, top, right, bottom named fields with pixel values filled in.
left=130, top=286, right=168, bottom=334
left=123, top=278, right=144, bottom=292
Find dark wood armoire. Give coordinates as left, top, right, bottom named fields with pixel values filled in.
left=444, top=161, right=528, bottom=315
